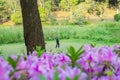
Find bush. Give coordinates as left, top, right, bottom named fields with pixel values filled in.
left=10, top=12, right=22, bottom=24
left=71, top=10, right=90, bottom=25
left=38, top=7, right=46, bottom=22
left=72, top=16, right=90, bottom=25
left=58, top=19, right=70, bottom=25
left=0, top=0, right=11, bottom=23
left=114, top=13, right=120, bottom=21
left=0, top=27, right=23, bottom=44
left=47, top=14, right=58, bottom=25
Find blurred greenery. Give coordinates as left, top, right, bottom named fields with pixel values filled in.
left=67, top=45, right=84, bottom=67
left=0, top=0, right=120, bottom=56
left=0, top=38, right=119, bottom=56
left=114, top=13, right=120, bottom=21
left=0, top=0, right=120, bottom=25
left=0, top=21, right=120, bottom=44
left=0, top=26, right=23, bottom=44
left=0, top=0, right=11, bottom=23
left=10, top=11, right=22, bottom=24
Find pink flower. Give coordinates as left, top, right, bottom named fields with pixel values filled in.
left=98, top=46, right=115, bottom=62
left=0, top=63, right=10, bottom=80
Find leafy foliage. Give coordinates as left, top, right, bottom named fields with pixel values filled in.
left=36, top=46, right=45, bottom=57
left=10, top=11, right=22, bottom=24
left=47, top=14, right=58, bottom=25
left=1, top=0, right=120, bottom=25
left=0, top=21, right=120, bottom=44
left=38, top=7, right=46, bottom=22
left=105, top=70, right=113, bottom=76
left=88, top=1, right=106, bottom=17
left=0, top=26, right=23, bottom=44
left=53, top=71, right=59, bottom=80
left=94, top=0, right=106, bottom=3
left=108, top=0, right=120, bottom=8
left=72, top=16, right=89, bottom=25
left=67, top=46, right=84, bottom=67
left=114, top=13, right=120, bottom=21
left=39, top=75, right=47, bottom=80
left=0, top=0, right=11, bottom=23
left=59, top=0, right=69, bottom=10
left=7, top=56, right=20, bottom=69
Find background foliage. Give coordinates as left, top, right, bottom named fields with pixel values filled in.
left=0, top=0, right=120, bottom=25
left=0, top=21, right=120, bottom=45
left=114, top=13, right=120, bottom=21
left=0, top=0, right=11, bottom=23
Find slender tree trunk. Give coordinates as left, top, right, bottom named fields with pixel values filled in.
left=42, top=0, right=45, bottom=9
left=69, top=7, right=73, bottom=21
left=116, top=7, right=119, bottom=14
left=115, top=2, right=119, bottom=14
left=20, top=0, right=45, bottom=55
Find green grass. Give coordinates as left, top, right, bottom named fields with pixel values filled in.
left=0, top=21, right=120, bottom=44
left=0, top=39, right=118, bottom=56
left=0, top=26, right=23, bottom=44
left=0, top=21, right=120, bottom=55
left=0, top=43, right=26, bottom=56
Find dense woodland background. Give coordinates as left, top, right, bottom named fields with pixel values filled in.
left=0, top=0, right=120, bottom=25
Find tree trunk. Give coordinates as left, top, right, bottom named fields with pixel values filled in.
left=116, top=7, right=119, bottom=14
left=69, top=7, right=73, bottom=21
left=20, top=0, right=45, bottom=55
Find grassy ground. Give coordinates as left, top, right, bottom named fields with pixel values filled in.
left=1, top=21, right=120, bottom=44
left=0, top=39, right=118, bottom=56
left=0, top=21, right=120, bottom=56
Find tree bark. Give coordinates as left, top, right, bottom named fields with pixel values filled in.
left=20, top=0, right=45, bottom=55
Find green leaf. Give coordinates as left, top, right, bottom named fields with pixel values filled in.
left=110, top=65, right=115, bottom=71
left=73, top=75, right=79, bottom=80
left=67, top=46, right=84, bottom=67
left=76, top=50, right=84, bottom=57
left=36, top=46, right=45, bottom=57
left=105, top=70, right=113, bottom=76
left=8, top=57, right=15, bottom=69
left=90, top=43, right=96, bottom=47
left=76, top=46, right=83, bottom=54
left=66, top=54, right=72, bottom=60
left=7, top=56, right=20, bottom=69
left=53, top=71, right=59, bottom=80
left=65, top=77, right=71, bottom=80
left=68, top=46, right=75, bottom=57
left=39, top=75, right=47, bottom=80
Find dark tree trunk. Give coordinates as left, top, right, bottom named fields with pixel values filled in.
left=20, top=0, right=45, bottom=55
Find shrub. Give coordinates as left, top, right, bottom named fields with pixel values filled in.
left=10, top=12, right=22, bottom=24
left=72, top=16, right=90, bottom=25
left=0, top=27, right=23, bottom=44
left=47, top=14, right=58, bottom=25
left=114, top=13, right=120, bottom=21
left=0, top=0, right=11, bottom=23
left=38, top=7, right=46, bottom=22
left=67, top=46, right=84, bottom=67
left=71, top=10, right=90, bottom=25
left=58, top=19, right=70, bottom=25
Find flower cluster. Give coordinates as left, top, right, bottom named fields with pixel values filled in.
left=0, top=44, right=120, bottom=80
